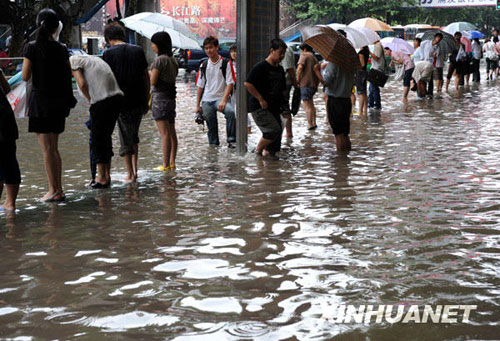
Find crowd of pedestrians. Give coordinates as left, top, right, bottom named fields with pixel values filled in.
left=1, top=7, right=499, bottom=213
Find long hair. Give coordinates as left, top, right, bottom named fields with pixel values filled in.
left=151, top=31, right=173, bottom=57
left=35, top=8, right=60, bottom=56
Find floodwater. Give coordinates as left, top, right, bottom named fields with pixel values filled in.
left=1, top=70, right=499, bottom=340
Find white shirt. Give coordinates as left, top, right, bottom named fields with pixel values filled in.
left=472, top=41, right=482, bottom=60
left=371, top=42, right=385, bottom=71
left=70, top=55, right=123, bottom=104
left=196, top=56, right=234, bottom=102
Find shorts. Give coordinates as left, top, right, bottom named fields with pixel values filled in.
left=152, top=92, right=176, bottom=123
left=327, top=96, right=351, bottom=136
left=28, top=115, right=66, bottom=134
left=89, top=95, right=122, bottom=164
left=0, top=140, right=21, bottom=185
left=433, top=67, right=443, bottom=81
left=356, top=70, right=368, bottom=94
left=447, top=62, right=464, bottom=80
left=486, top=58, right=499, bottom=71
left=117, top=106, right=145, bottom=157
left=251, top=109, right=282, bottom=142
left=404, top=68, right=414, bottom=87
left=300, top=87, right=317, bottom=100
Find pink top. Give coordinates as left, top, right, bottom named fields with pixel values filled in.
left=392, top=51, right=415, bottom=71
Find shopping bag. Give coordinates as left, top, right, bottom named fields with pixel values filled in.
left=7, top=82, right=27, bottom=118
left=394, top=64, right=405, bottom=82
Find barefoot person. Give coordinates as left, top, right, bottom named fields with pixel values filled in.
left=296, top=43, right=325, bottom=130
left=22, top=8, right=76, bottom=202
left=0, top=68, right=20, bottom=211
left=322, top=59, right=355, bottom=153
left=149, top=32, right=179, bottom=171
left=103, top=23, right=150, bottom=182
left=70, top=54, right=124, bottom=188
left=244, top=39, right=291, bottom=157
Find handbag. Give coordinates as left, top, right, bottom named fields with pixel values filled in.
left=367, top=51, right=389, bottom=87
left=367, top=67, right=389, bottom=87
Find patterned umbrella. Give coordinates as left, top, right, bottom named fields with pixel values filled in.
left=300, top=25, right=361, bottom=71
left=349, top=18, right=393, bottom=32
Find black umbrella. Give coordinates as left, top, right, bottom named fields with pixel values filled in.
left=421, top=29, right=458, bottom=55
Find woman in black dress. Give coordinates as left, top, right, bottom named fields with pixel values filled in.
left=22, top=8, right=76, bottom=202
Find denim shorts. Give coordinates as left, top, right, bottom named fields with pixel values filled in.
left=300, top=87, right=317, bottom=100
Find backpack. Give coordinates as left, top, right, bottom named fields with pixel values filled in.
left=196, top=57, right=236, bottom=88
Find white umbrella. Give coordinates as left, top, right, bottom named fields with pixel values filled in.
left=355, top=27, right=381, bottom=45
left=443, top=22, right=478, bottom=35
left=381, top=37, right=414, bottom=55
left=121, top=12, right=201, bottom=50
left=324, top=24, right=372, bottom=48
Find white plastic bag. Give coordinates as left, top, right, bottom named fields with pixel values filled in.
left=393, top=64, right=405, bottom=81
left=7, top=81, right=27, bottom=118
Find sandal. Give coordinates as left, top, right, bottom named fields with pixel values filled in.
left=42, top=191, right=65, bottom=202
left=91, top=182, right=110, bottom=189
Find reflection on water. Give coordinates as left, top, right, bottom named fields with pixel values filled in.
left=1, top=71, right=499, bottom=339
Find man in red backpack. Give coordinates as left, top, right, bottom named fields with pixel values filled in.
left=195, top=36, right=236, bottom=147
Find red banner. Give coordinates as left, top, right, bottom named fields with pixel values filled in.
left=159, top=0, right=236, bottom=38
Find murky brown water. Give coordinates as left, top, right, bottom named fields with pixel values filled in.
left=1, top=70, right=499, bottom=339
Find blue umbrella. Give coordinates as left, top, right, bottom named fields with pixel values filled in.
left=466, top=30, right=486, bottom=39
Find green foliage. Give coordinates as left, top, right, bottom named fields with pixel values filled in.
left=291, top=0, right=500, bottom=31
left=291, top=0, right=419, bottom=24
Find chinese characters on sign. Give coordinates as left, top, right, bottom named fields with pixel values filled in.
left=420, top=0, right=496, bottom=7
left=160, top=0, right=236, bottom=38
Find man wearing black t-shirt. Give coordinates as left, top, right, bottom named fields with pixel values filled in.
left=244, top=39, right=290, bottom=156
left=103, top=23, right=150, bottom=183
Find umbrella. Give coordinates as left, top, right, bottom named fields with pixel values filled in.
left=381, top=37, right=414, bottom=55
left=121, top=12, right=201, bottom=50
left=461, top=36, right=472, bottom=53
left=355, top=27, right=382, bottom=44
left=300, top=25, right=361, bottom=71
left=324, top=24, right=371, bottom=48
left=443, top=22, right=478, bottom=35
left=463, top=30, right=485, bottom=40
left=421, top=29, right=458, bottom=55
left=349, top=18, right=393, bottom=32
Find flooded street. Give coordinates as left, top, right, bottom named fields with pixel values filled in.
left=1, top=70, right=499, bottom=339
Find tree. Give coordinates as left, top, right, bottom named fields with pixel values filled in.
left=0, top=0, right=86, bottom=57
left=291, top=0, right=418, bottom=25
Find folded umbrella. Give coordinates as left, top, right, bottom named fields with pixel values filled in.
left=421, top=29, right=458, bottom=55
left=121, top=12, right=201, bottom=50
left=300, top=25, right=361, bottom=71
left=349, top=18, right=393, bottom=32
left=381, top=37, right=414, bottom=55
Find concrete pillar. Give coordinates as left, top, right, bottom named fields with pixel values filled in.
left=236, top=0, right=280, bottom=153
